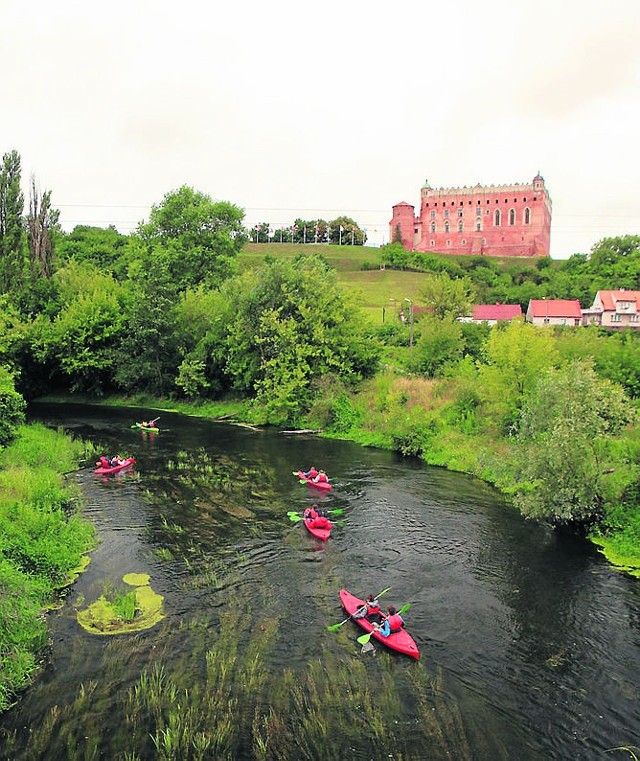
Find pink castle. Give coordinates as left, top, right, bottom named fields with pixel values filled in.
left=390, top=174, right=551, bottom=258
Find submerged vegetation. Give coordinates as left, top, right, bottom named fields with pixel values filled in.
left=1, top=599, right=490, bottom=760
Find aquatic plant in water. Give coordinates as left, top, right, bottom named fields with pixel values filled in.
left=76, top=573, right=164, bottom=635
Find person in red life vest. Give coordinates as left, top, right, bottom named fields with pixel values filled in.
left=313, top=469, right=329, bottom=483
left=375, top=605, right=404, bottom=637
left=98, top=455, right=110, bottom=468
left=303, top=504, right=331, bottom=529
left=354, top=593, right=382, bottom=623
left=302, top=466, right=318, bottom=479
left=303, top=505, right=319, bottom=521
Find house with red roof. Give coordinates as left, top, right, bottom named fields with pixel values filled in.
left=466, top=303, right=523, bottom=325
left=582, top=290, right=640, bottom=329
left=526, top=299, right=582, bottom=327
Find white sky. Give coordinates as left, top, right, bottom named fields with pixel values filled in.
left=1, top=0, right=639, bottom=258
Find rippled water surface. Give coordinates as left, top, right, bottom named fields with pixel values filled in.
left=0, top=402, right=638, bottom=760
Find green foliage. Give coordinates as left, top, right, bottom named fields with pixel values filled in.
left=30, top=263, right=127, bottom=394
left=411, top=316, right=464, bottom=378
left=513, top=359, right=636, bottom=526
left=477, top=320, right=559, bottom=433
left=0, top=150, right=27, bottom=293
left=136, top=185, right=245, bottom=290
left=56, top=225, right=131, bottom=277
left=420, top=272, right=476, bottom=320
left=0, top=366, right=25, bottom=445
left=0, top=424, right=93, bottom=710
left=222, top=255, right=379, bottom=423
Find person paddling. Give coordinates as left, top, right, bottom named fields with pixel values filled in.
left=375, top=605, right=405, bottom=638
left=353, top=593, right=382, bottom=624
left=302, top=466, right=318, bottom=479
left=313, top=469, right=329, bottom=484
left=303, top=505, right=331, bottom=530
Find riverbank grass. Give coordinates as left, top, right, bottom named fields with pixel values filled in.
left=0, top=423, right=94, bottom=711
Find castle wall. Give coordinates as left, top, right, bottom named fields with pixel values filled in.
left=390, top=176, right=552, bottom=258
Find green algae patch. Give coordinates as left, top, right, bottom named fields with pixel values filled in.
left=77, top=574, right=165, bottom=635
left=123, top=572, right=150, bottom=586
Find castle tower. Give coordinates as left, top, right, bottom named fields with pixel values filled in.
left=389, top=201, right=418, bottom=250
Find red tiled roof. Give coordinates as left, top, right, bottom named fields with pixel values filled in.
left=598, top=290, right=640, bottom=310
left=528, top=299, right=582, bottom=318
left=472, top=304, right=522, bottom=321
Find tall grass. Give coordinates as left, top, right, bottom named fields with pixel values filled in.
left=0, top=424, right=94, bottom=711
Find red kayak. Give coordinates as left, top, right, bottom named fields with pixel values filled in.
left=339, top=589, right=420, bottom=660
left=94, top=457, right=136, bottom=475
left=304, top=517, right=332, bottom=541
left=296, top=471, right=333, bottom=492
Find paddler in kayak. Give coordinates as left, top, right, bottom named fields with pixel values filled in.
left=374, top=606, right=405, bottom=637
left=303, top=505, right=331, bottom=530
left=355, top=593, right=382, bottom=624
left=312, top=469, right=329, bottom=484
left=109, top=454, right=126, bottom=467
left=302, top=466, right=318, bottom=479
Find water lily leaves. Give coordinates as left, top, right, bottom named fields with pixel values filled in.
left=77, top=573, right=164, bottom=635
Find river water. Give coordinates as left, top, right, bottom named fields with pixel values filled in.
left=0, top=402, right=638, bottom=760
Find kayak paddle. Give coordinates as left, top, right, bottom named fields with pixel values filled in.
left=327, top=587, right=392, bottom=632
left=356, top=603, right=411, bottom=645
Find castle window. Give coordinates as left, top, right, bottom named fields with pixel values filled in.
left=446, top=240, right=451, bottom=246
left=486, top=200, right=490, bottom=204
left=509, top=208, right=516, bottom=225
left=524, top=207, right=531, bottom=224
left=523, top=197, right=527, bottom=202
left=459, top=201, right=463, bottom=206
left=414, top=228, right=418, bottom=234
left=461, top=238, right=466, bottom=244
left=431, top=222, right=436, bottom=233
left=457, top=209, right=463, bottom=217
left=468, top=200, right=472, bottom=205
left=444, top=209, right=450, bottom=218
left=444, top=221, right=450, bottom=233
left=430, top=210, right=436, bottom=219
left=476, top=217, right=482, bottom=231
left=430, top=240, right=435, bottom=246
left=533, top=196, right=537, bottom=201
left=482, top=238, right=486, bottom=245
left=458, top=220, right=463, bottom=232
left=495, top=209, right=501, bottom=226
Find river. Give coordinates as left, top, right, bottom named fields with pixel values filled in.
left=0, top=402, right=638, bottom=760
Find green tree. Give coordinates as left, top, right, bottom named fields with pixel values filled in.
left=30, top=263, right=127, bottom=394
left=420, top=272, right=475, bottom=320
left=27, top=176, right=60, bottom=280
left=327, top=216, right=366, bottom=246
left=136, top=186, right=245, bottom=290
left=0, top=365, right=25, bottom=445
left=0, top=150, right=27, bottom=293
left=222, top=255, right=378, bottom=423
left=56, top=225, right=130, bottom=277
left=412, top=315, right=464, bottom=377
left=476, top=320, right=559, bottom=433
left=514, top=359, right=636, bottom=527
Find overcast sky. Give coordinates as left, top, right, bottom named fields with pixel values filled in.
left=1, top=0, right=639, bottom=258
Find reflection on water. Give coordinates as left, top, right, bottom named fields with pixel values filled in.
left=0, top=402, right=638, bottom=760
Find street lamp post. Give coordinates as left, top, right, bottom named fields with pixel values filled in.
left=404, top=298, right=414, bottom=348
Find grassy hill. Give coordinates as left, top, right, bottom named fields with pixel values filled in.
left=239, top=243, right=561, bottom=324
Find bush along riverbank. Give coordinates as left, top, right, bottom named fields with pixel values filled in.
left=0, top=423, right=95, bottom=711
